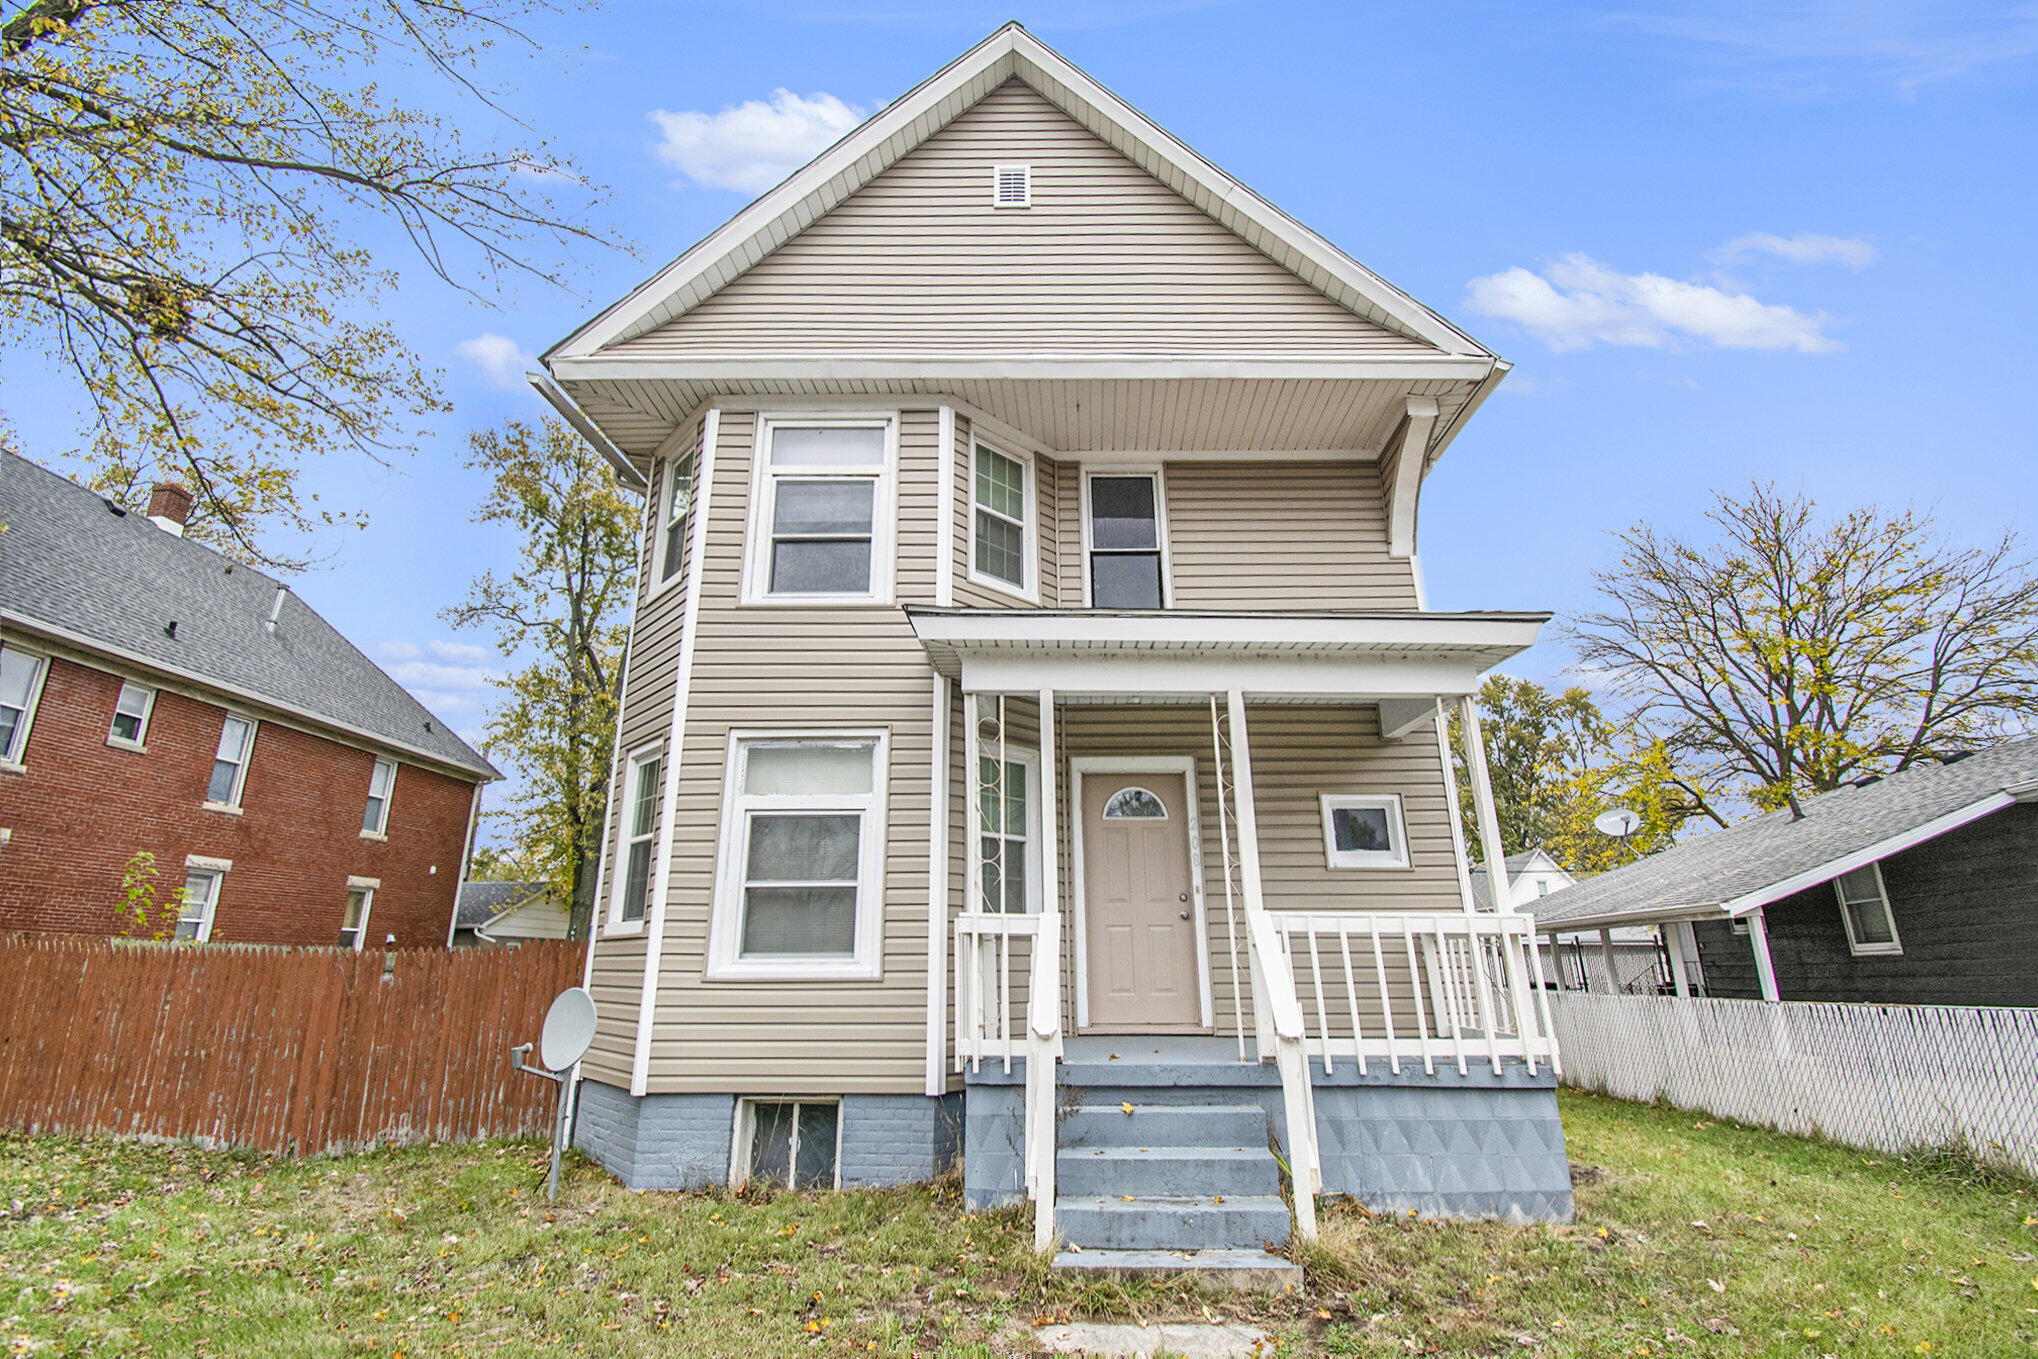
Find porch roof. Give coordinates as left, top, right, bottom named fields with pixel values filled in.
left=905, top=607, right=1547, bottom=699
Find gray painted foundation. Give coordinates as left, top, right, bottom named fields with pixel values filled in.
left=571, top=1080, right=962, bottom=1192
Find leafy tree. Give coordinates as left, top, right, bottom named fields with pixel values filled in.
left=1, top=0, right=612, bottom=563
left=446, top=417, right=636, bottom=938
left=1568, top=483, right=2038, bottom=816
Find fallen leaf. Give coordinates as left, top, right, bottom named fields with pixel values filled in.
left=1120, top=1102, right=1135, bottom=1115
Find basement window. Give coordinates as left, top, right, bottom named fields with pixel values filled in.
left=991, top=164, right=1031, bottom=207
left=738, top=1098, right=840, bottom=1190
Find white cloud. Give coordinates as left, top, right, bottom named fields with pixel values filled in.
left=385, top=660, right=498, bottom=691
left=455, top=333, right=537, bottom=390
left=412, top=690, right=484, bottom=717
left=649, top=89, right=865, bottom=194
left=372, top=639, right=422, bottom=662
left=429, top=639, right=493, bottom=662
left=1715, top=231, right=1876, bottom=268
left=1464, top=253, right=1841, bottom=354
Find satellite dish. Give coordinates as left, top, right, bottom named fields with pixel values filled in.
left=539, top=987, right=597, bottom=1071
left=1594, top=808, right=1642, bottom=839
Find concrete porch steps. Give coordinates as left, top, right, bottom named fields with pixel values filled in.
left=1050, top=1247, right=1303, bottom=1292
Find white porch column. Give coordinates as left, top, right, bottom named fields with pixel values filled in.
left=1664, top=923, right=1692, bottom=997
left=1746, top=909, right=1782, bottom=1002
left=1456, top=696, right=1514, bottom=910
left=1598, top=928, right=1620, bottom=994
left=1226, top=690, right=1275, bottom=1057
left=925, top=674, right=951, bottom=1096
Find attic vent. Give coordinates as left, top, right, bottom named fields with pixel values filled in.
left=992, top=164, right=1031, bottom=208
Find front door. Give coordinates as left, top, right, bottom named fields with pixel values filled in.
left=1081, top=771, right=1203, bottom=1032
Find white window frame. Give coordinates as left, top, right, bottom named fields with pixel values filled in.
left=1835, top=862, right=1903, bottom=957
left=967, top=439, right=1038, bottom=603
left=741, top=413, right=897, bottom=607
left=730, top=1096, right=843, bottom=1191
left=973, top=745, right=1043, bottom=914
left=1320, top=793, right=1412, bottom=870
left=1079, top=466, right=1172, bottom=609
left=341, top=876, right=379, bottom=952
left=361, top=757, right=397, bottom=839
left=605, top=740, right=666, bottom=935
left=178, top=855, right=231, bottom=943
left=707, top=728, right=889, bottom=981
left=107, top=681, right=156, bottom=751
left=650, top=450, right=695, bottom=598
left=203, top=714, right=258, bottom=813
left=0, top=644, right=51, bottom=770
left=991, top=163, right=1032, bottom=208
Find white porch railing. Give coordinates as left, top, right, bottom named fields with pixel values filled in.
left=1266, top=910, right=1560, bottom=1080
left=953, top=909, right=1063, bottom=1250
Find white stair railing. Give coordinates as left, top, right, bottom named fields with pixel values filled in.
left=1023, top=910, right=1063, bottom=1251
left=1241, top=906, right=1321, bottom=1241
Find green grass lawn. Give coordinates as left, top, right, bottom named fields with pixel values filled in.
left=2, top=1090, right=2031, bottom=1356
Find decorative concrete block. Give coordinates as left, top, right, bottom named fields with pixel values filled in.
left=963, top=1081, right=1027, bottom=1208
left=839, top=1093, right=963, bottom=1187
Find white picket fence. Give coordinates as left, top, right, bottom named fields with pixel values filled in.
left=1550, top=993, right=2038, bottom=1178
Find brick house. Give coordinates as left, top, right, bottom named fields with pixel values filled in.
left=0, top=452, right=499, bottom=948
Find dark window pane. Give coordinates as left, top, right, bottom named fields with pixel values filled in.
left=622, top=842, right=652, bottom=921
left=772, top=480, right=874, bottom=536
left=741, top=887, right=857, bottom=954
left=975, top=509, right=1024, bottom=586
left=749, top=1103, right=794, bottom=1185
left=793, top=1103, right=838, bottom=1189
left=1333, top=805, right=1393, bottom=853
left=1090, top=553, right=1162, bottom=609
left=746, top=814, right=859, bottom=882
left=662, top=518, right=686, bottom=581
left=1089, top=476, right=1157, bottom=549
left=771, top=539, right=872, bottom=594
left=207, top=758, right=239, bottom=805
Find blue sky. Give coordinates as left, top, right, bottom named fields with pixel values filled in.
left=10, top=1, right=2037, bottom=745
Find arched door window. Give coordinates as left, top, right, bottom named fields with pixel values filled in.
left=1102, top=787, right=1168, bottom=820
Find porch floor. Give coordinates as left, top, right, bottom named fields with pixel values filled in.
left=1061, top=1036, right=1247, bottom=1065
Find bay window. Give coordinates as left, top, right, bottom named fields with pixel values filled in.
left=970, top=441, right=1034, bottom=598
left=744, top=417, right=894, bottom=604
left=610, top=746, right=664, bottom=929
left=1084, top=471, right=1167, bottom=608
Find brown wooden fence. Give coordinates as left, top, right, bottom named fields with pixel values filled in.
left=0, top=935, right=584, bottom=1154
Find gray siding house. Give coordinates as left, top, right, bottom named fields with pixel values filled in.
left=545, top=26, right=1571, bottom=1278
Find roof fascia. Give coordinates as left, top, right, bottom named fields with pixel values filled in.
left=1719, top=791, right=2016, bottom=917
left=1532, top=903, right=1731, bottom=932
left=529, top=373, right=648, bottom=490
left=907, top=609, right=1548, bottom=649
left=550, top=355, right=1494, bottom=383
left=3, top=610, right=499, bottom=783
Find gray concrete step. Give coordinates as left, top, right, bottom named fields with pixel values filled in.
left=1049, top=1248, right=1302, bottom=1292
left=1055, top=1194, right=1291, bottom=1252
left=1057, top=1145, right=1280, bottom=1199
left=1060, top=1102, right=1268, bottom=1149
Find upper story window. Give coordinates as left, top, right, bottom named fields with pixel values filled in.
left=362, top=758, right=396, bottom=837
left=0, top=645, right=49, bottom=766
left=108, top=682, right=155, bottom=750
left=970, top=441, right=1035, bottom=599
left=1084, top=472, right=1168, bottom=609
left=206, top=715, right=256, bottom=810
left=611, top=745, right=664, bottom=929
left=1834, top=864, right=1902, bottom=956
left=655, top=453, right=693, bottom=588
left=744, top=417, right=895, bottom=605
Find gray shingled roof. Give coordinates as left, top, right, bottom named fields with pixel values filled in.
left=1526, top=738, right=2038, bottom=930
left=1467, top=851, right=1542, bottom=911
left=1, top=452, right=497, bottom=780
left=456, top=880, right=553, bottom=929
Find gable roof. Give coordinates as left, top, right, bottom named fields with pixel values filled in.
left=1525, top=740, right=2038, bottom=932
left=547, top=23, right=1491, bottom=367
left=456, top=880, right=553, bottom=929
left=0, top=453, right=498, bottom=781
left=1467, top=850, right=1568, bottom=910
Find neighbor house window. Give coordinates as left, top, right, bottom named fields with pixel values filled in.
left=108, top=682, right=155, bottom=749
left=0, top=646, right=48, bottom=766
left=738, top=1098, right=840, bottom=1190
left=1320, top=794, right=1410, bottom=870
left=611, top=747, right=664, bottom=927
left=977, top=751, right=1041, bottom=914
left=340, top=880, right=377, bottom=951
left=970, top=442, right=1033, bottom=596
left=362, top=758, right=396, bottom=836
left=1834, top=864, right=1902, bottom=956
left=711, top=732, right=886, bottom=978
left=657, top=453, right=693, bottom=585
left=745, top=418, right=894, bottom=603
left=176, top=862, right=227, bottom=942
left=206, top=715, right=256, bottom=808
left=1085, top=473, right=1166, bottom=608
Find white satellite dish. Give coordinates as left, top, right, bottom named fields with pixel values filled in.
left=540, top=986, right=597, bottom=1072
left=1594, top=808, right=1642, bottom=839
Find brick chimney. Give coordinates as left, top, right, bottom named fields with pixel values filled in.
left=146, top=481, right=194, bottom=536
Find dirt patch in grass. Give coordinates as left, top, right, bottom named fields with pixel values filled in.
left=2, top=1090, right=2031, bottom=1355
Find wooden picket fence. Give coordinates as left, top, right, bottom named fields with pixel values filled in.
left=0, top=934, right=583, bottom=1155
left=1551, top=992, right=2038, bottom=1178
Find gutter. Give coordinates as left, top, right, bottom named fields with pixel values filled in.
left=528, top=372, right=649, bottom=492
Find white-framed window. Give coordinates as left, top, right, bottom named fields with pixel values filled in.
left=742, top=415, right=896, bottom=605
left=1320, top=793, right=1411, bottom=870
left=734, top=1098, right=841, bottom=1190
left=361, top=758, right=397, bottom=837
left=608, top=744, right=665, bottom=931
left=0, top=645, right=50, bottom=767
left=654, top=452, right=694, bottom=589
left=1082, top=469, right=1169, bottom=609
left=977, top=748, right=1042, bottom=914
left=108, top=682, right=155, bottom=749
left=969, top=440, right=1036, bottom=600
left=205, top=715, right=257, bottom=810
left=1834, top=864, right=1902, bottom=956
left=176, top=857, right=230, bottom=942
left=340, top=878, right=378, bottom=951
left=991, top=164, right=1031, bottom=208
left=709, top=730, right=888, bottom=980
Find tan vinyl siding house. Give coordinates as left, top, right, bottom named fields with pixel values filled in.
left=549, top=25, right=1571, bottom=1243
